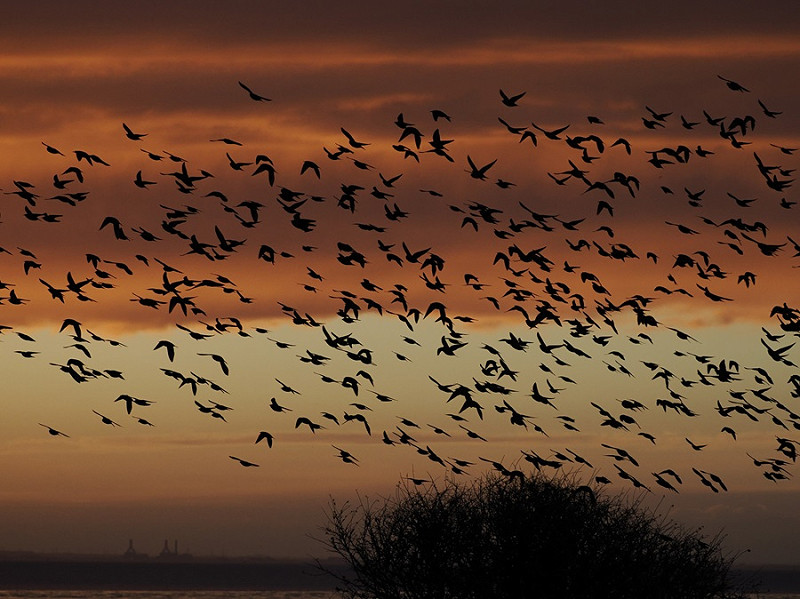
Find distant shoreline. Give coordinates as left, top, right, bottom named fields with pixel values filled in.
left=0, top=556, right=345, bottom=591
left=2, top=554, right=800, bottom=593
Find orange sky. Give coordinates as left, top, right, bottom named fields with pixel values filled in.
left=1, top=1, right=800, bottom=564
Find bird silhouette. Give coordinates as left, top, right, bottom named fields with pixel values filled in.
left=269, top=397, right=292, bottom=412
left=198, top=352, right=230, bottom=375
left=230, top=455, right=260, bottom=467
left=333, top=445, right=359, bottom=465
left=255, top=431, right=274, bottom=448
left=718, top=75, right=749, bottom=92
left=238, top=81, right=271, bottom=102
left=499, top=89, right=526, bottom=107
left=123, top=123, right=147, bottom=140
left=39, top=424, right=69, bottom=437
left=92, top=410, right=121, bottom=427
left=466, top=155, right=497, bottom=180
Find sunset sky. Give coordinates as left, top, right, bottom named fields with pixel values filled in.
left=2, top=2, right=800, bottom=564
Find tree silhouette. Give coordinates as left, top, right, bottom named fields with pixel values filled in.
left=319, top=471, right=755, bottom=599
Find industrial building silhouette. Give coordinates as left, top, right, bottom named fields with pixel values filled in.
left=123, top=539, right=191, bottom=560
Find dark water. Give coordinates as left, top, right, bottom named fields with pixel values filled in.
left=0, top=559, right=343, bottom=593
left=0, top=592, right=334, bottom=599
left=0, top=592, right=796, bottom=598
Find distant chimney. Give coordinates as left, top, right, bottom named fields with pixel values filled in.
left=124, top=539, right=137, bottom=557
left=174, top=539, right=178, bottom=555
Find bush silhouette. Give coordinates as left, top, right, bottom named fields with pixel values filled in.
left=320, top=471, right=755, bottom=599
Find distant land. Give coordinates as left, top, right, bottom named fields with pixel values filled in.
left=1, top=550, right=800, bottom=593
left=0, top=549, right=346, bottom=591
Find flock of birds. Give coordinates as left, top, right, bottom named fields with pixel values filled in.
left=4, top=74, right=800, bottom=495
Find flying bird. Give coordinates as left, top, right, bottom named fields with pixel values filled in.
left=39, top=424, right=69, bottom=438
left=717, top=75, right=749, bottom=92
left=238, top=81, right=271, bottom=102
left=499, top=89, right=526, bottom=107
left=230, top=455, right=260, bottom=467
left=123, top=123, right=147, bottom=140
left=255, top=431, right=274, bottom=448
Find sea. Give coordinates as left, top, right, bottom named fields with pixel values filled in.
left=0, top=593, right=797, bottom=599
left=0, top=593, right=335, bottom=599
